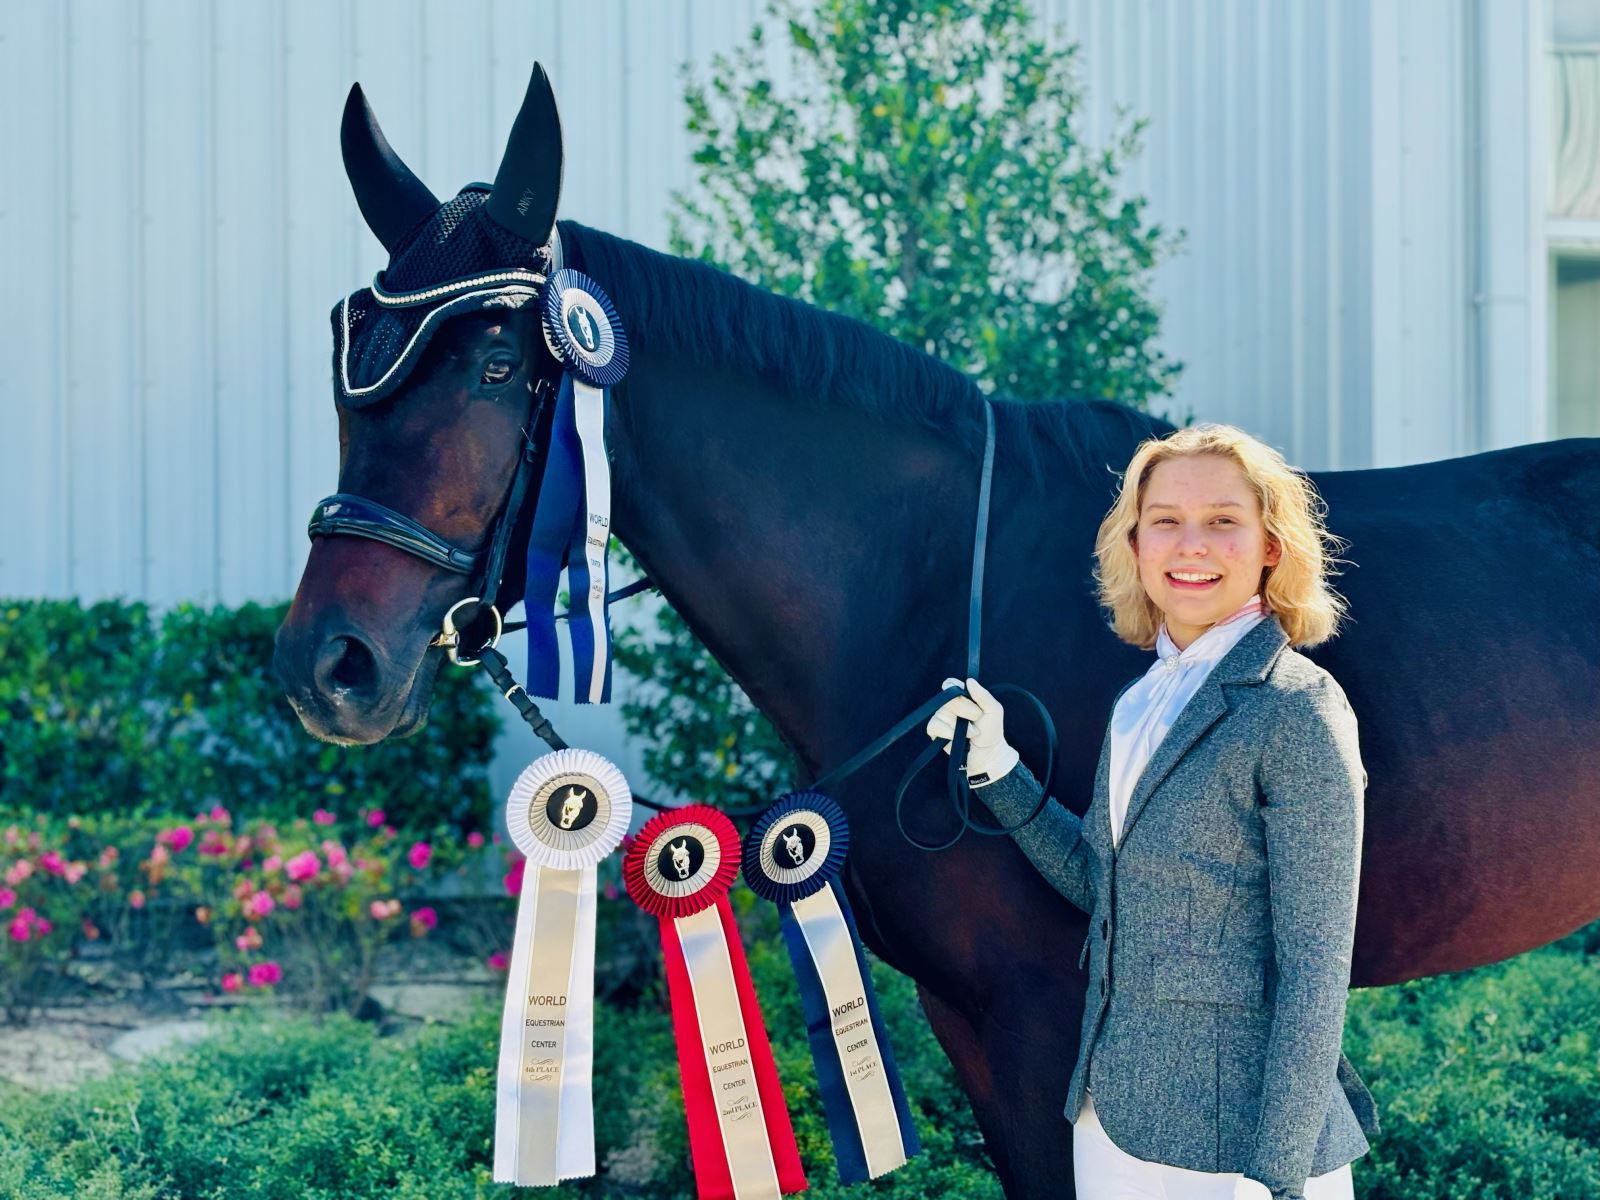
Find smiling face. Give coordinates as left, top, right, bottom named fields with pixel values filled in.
left=1131, top=453, right=1281, bottom=650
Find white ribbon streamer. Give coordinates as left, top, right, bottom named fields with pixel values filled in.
left=493, top=749, right=630, bottom=1187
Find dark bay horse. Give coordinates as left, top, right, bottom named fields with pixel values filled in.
left=274, top=66, right=1600, bottom=1199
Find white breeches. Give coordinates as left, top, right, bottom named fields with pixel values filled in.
left=1073, top=1089, right=1355, bottom=1200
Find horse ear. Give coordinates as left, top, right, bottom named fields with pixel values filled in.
left=486, top=62, right=564, bottom=250
left=340, top=83, right=440, bottom=254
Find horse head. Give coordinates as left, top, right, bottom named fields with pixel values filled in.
left=274, top=64, right=568, bottom=744
left=781, top=826, right=805, bottom=865
left=558, top=787, right=585, bottom=829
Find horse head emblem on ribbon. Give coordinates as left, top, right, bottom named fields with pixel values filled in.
left=558, top=787, right=585, bottom=829
left=781, top=826, right=806, bottom=866
left=670, top=839, right=692, bottom=880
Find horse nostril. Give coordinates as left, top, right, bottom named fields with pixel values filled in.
left=313, top=633, right=380, bottom=700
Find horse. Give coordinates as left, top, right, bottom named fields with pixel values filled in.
left=273, top=64, right=1600, bottom=1199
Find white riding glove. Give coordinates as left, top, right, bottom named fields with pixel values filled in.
left=1232, top=1177, right=1274, bottom=1200
left=924, top=677, right=1020, bottom=787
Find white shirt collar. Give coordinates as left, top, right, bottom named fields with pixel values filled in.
left=1153, top=595, right=1267, bottom=673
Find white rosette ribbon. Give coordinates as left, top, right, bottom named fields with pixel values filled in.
left=493, top=748, right=631, bottom=1187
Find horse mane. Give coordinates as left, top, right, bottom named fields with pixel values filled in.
left=560, top=222, right=1176, bottom=492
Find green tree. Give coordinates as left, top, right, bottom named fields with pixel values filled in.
left=618, top=0, right=1177, bottom=800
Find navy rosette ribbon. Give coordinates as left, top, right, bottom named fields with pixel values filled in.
left=742, top=793, right=919, bottom=1182
left=524, top=269, right=629, bottom=704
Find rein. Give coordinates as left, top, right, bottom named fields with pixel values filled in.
left=309, top=349, right=1056, bottom=844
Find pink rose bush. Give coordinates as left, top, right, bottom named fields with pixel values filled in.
left=0, top=809, right=462, bottom=1022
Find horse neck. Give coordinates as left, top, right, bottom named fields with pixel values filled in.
left=603, top=350, right=980, bottom=776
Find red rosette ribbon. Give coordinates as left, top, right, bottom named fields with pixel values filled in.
left=623, top=806, right=806, bottom=1199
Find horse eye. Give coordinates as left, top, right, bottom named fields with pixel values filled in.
left=480, top=361, right=514, bottom=386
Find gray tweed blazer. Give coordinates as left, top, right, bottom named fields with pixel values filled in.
left=979, top=615, right=1380, bottom=1200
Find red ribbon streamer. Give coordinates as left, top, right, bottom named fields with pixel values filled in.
left=624, top=806, right=806, bottom=1198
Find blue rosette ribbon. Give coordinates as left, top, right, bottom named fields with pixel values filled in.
left=524, top=269, right=629, bottom=704
left=741, top=793, right=919, bottom=1182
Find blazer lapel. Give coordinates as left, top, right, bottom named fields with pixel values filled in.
left=1113, top=616, right=1289, bottom=852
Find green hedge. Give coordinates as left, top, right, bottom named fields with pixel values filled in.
left=0, top=600, right=499, bottom=834
left=4, top=908, right=1598, bottom=1198
left=0, top=900, right=1003, bottom=1200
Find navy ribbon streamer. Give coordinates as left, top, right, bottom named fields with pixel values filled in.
left=742, top=793, right=919, bottom=1182
left=522, top=270, right=627, bottom=704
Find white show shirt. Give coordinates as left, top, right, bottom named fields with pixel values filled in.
left=1107, top=595, right=1269, bottom=850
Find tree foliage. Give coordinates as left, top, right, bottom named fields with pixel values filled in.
left=620, top=0, right=1178, bottom=803
left=673, top=0, right=1179, bottom=405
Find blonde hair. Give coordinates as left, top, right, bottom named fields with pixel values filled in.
left=1092, top=423, right=1351, bottom=650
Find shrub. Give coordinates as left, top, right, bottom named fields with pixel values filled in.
left=1343, top=947, right=1600, bottom=1199
left=0, top=808, right=474, bottom=1020
left=0, top=599, right=500, bottom=834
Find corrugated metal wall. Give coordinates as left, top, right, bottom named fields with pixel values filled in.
left=1, top=0, right=1531, bottom=604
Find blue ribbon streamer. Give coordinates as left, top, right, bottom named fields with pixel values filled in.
left=743, top=794, right=920, bottom=1181
left=523, top=373, right=583, bottom=700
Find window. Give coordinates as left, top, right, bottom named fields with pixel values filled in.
left=1547, top=0, right=1600, bottom=438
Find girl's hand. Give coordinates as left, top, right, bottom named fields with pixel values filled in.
left=924, top=677, right=1021, bottom=786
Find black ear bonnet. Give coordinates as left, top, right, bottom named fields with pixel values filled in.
left=334, top=64, right=564, bottom=406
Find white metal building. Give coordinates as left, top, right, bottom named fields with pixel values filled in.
left=1, top=0, right=1594, bottom=786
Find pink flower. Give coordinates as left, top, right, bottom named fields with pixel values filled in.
left=321, top=842, right=347, bottom=868
left=332, top=860, right=353, bottom=885
left=409, top=906, right=438, bottom=936
left=161, top=825, right=195, bottom=853
left=488, top=951, right=510, bottom=971
left=407, top=842, right=432, bottom=871
left=39, top=850, right=66, bottom=876
left=129, top=889, right=146, bottom=909
left=247, top=891, right=275, bottom=919
left=149, top=844, right=171, bottom=867
left=6, top=860, right=34, bottom=886
left=198, top=830, right=231, bottom=857
left=235, top=926, right=262, bottom=952
left=262, top=854, right=282, bottom=874
left=209, top=805, right=230, bottom=825
left=467, top=831, right=485, bottom=848
left=368, top=898, right=402, bottom=921
left=0, top=888, right=15, bottom=910
left=247, top=961, right=282, bottom=988
left=285, top=851, right=321, bottom=882
left=281, top=885, right=303, bottom=910
left=97, top=846, right=119, bottom=868
left=232, top=877, right=255, bottom=901
left=221, top=972, right=243, bottom=994
left=8, top=907, right=48, bottom=941
left=313, top=809, right=336, bottom=825
left=382, top=825, right=396, bottom=838
left=63, top=862, right=86, bottom=884
left=366, top=809, right=386, bottom=828
left=2, top=826, right=17, bottom=848
left=504, top=857, right=526, bottom=898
